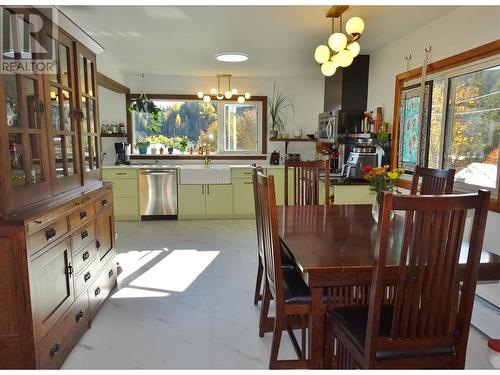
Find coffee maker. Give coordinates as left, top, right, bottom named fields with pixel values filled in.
left=114, top=142, right=130, bottom=165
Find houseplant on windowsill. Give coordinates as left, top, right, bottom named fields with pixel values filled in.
left=135, top=138, right=150, bottom=155
left=362, top=165, right=404, bottom=222
left=268, top=83, right=294, bottom=139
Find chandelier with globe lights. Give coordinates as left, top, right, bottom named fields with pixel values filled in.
left=314, top=6, right=365, bottom=77
left=197, top=74, right=251, bottom=104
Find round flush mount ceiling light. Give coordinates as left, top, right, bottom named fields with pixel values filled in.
left=215, top=52, right=248, bottom=62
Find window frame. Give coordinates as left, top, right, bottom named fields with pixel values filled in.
left=391, top=40, right=500, bottom=211
left=126, top=93, right=267, bottom=159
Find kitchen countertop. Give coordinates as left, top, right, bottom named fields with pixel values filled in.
left=319, top=175, right=369, bottom=185
left=102, top=163, right=284, bottom=169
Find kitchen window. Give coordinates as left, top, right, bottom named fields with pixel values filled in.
left=412, top=57, right=500, bottom=196
left=130, top=95, right=264, bottom=155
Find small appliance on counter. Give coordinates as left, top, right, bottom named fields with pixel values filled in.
left=114, top=142, right=131, bottom=165
left=286, top=153, right=301, bottom=162
left=341, top=147, right=378, bottom=179
left=270, top=151, right=280, bottom=165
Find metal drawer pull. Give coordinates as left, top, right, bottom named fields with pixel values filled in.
left=81, top=230, right=89, bottom=240
left=96, top=239, right=101, bottom=248
left=101, top=199, right=108, bottom=207
left=50, top=342, right=61, bottom=358
left=116, top=172, right=127, bottom=175
left=46, top=228, right=56, bottom=241
left=84, top=272, right=91, bottom=282
left=75, top=310, right=84, bottom=322
left=34, top=220, right=42, bottom=224
left=66, top=265, right=73, bottom=276
left=243, top=181, right=253, bottom=184
left=79, top=210, right=87, bottom=220
left=94, top=287, right=101, bottom=296
left=108, top=269, right=114, bottom=278
left=82, top=251, right=90, bottom=261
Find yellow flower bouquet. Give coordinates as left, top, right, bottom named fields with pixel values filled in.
left=362, top=164, right=405, bottom=205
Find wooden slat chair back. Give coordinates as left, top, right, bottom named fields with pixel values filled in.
left=410, top=166, right=455, bottom=195
left=284, top=160, right=330, bottom=206
left=252, top=166, right=264, bottom=305
left=363, top=190, right=490, bottom=368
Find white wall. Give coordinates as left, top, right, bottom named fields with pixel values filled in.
left=98, top=85, right=127, bottom=165
left=366, top=6, right=500, bottom=124
left=127, top=74, right=324, bottom=161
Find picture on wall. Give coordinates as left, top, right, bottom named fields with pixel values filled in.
left=397, top=82, right=432, bottom=172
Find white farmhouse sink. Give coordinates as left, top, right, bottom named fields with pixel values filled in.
left=180, top=165, right=231, bottom=184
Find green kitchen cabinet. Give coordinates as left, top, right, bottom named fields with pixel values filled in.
left=178, top=185, right=206, bottom=216
left=332, top=185, right=375, bottom=205
left=178, top=184, right=233, bottom=218
left=233, top=178, right=255, bottom=217
left=205, top=185, right=234, bottom=216
left=265, top=168, right=294, bottom=206
left=102, top=168, right=140, bottom=221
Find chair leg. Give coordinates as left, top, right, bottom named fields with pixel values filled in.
left=269, top=312, right=284, bottom=369
left=259, top=281, right=271, bottom=337
left=323, top=316, right=335, bottom=369
left=253, top=257, right=263, bottom=305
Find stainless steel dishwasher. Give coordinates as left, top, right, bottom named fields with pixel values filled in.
left=139, top=168, right=178, bottom=220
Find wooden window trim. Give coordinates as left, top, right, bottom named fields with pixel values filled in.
left=391, top=40, right=500, bottom=212
left=126, top=93, right=268, bottom=159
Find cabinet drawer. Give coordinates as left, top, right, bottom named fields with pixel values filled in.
left=74, top=257, right=100, bottom=298
left=72, top=240, right=98, bottom=276
left=94, top=191, right=113, bottom=215
left=28, top=218, right=68, bottom=256
left=37, top=292, right=89, bottom=369
left=103, top=168, right=138, bottom=179
left=27, top=202, right=73, bottom=235
left=68, top=203, right=95, bottom=230
left=232, top=168, right=253, bottom=179
left=88, top=257, right=117, bottom=317
left=71, top=222, right=95, bottom=254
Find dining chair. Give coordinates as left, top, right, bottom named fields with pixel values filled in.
left=257, top=171, right=311, bottom=369
left=410, top=166, right=455, bottom=195
left=252, top=167, right=295, bottom=307
left=324, top=189, right=490, bottom=369
left=284, top=160, right=330, bottom=206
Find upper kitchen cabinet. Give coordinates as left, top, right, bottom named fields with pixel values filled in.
left=0, top=7, right=52, bottom=213
left=43, top=28, right=81, bottom=195
left=76, top=44, right=101, bottom=185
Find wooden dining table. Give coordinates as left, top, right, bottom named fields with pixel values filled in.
left=277, top=204, right=500, bottom=369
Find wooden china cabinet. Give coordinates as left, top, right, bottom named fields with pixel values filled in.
left=0, top=6, right=117, bottom=369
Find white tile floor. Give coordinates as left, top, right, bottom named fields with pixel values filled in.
left=63, top=220, right=494, bottom=369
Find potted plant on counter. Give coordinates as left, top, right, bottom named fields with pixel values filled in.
left=135, top=138, right=150, bottom=155
left=268, top=83, right=294, bottom=139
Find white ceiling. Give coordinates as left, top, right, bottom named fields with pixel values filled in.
left=59, top=5, right=457, bottom=78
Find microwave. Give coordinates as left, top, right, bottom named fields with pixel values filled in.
left=318, top=110, right=364, bottom=142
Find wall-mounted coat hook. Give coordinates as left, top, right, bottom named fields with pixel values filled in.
left=405, top=54, right=412, bottom=70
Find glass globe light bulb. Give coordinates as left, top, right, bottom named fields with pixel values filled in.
left=216, top=92, right=224, bottom=100
left=244, top=92, right=251, bottom=100
left=210, top=88, right=217, bottom=95
left=347, top=41, right=360, bottom=57
left=337, top=49, right=354, bottom=67
left=328, top=33, right=347, bottom=52
left=314, top=45, right=330, bottom=64
left=224, top=91, right=232, bottom=99
left=345, top=17, right=365, bottom=36
left=320, top=61, right=336, bottom=77
left=232, top=88, right=238, bottom=95
left=197, top=91, right=204, bottom=99
left=203, top=95, right=211, bottom=103
left=237, top=96, right=245, bottom=104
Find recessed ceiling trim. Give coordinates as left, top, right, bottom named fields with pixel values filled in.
left=215, top=52, right=248, bottom=62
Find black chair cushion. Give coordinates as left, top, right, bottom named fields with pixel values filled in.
left=282, top=268, right=311, bottom=305
left=328, top=306, right=455, bottom=360
left=280, top=245, right=296, bottom=270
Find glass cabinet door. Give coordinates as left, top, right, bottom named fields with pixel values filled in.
left=44, top=30, right=81, bottom=194
left=76, top=45, right=100, bottom=184
left=0, top=7, right=51, bottom=210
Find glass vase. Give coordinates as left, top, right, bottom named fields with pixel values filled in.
left=371, top=202, right=394, bottom=223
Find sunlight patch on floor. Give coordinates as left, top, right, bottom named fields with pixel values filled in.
left=111, top=287, right=170, bottom=299
left=129, top=249, right=220, bottom=293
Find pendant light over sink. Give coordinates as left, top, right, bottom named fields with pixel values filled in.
left=314, top=6, right=365, bottom=77
left=197, top=74, right=251, bottom=103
